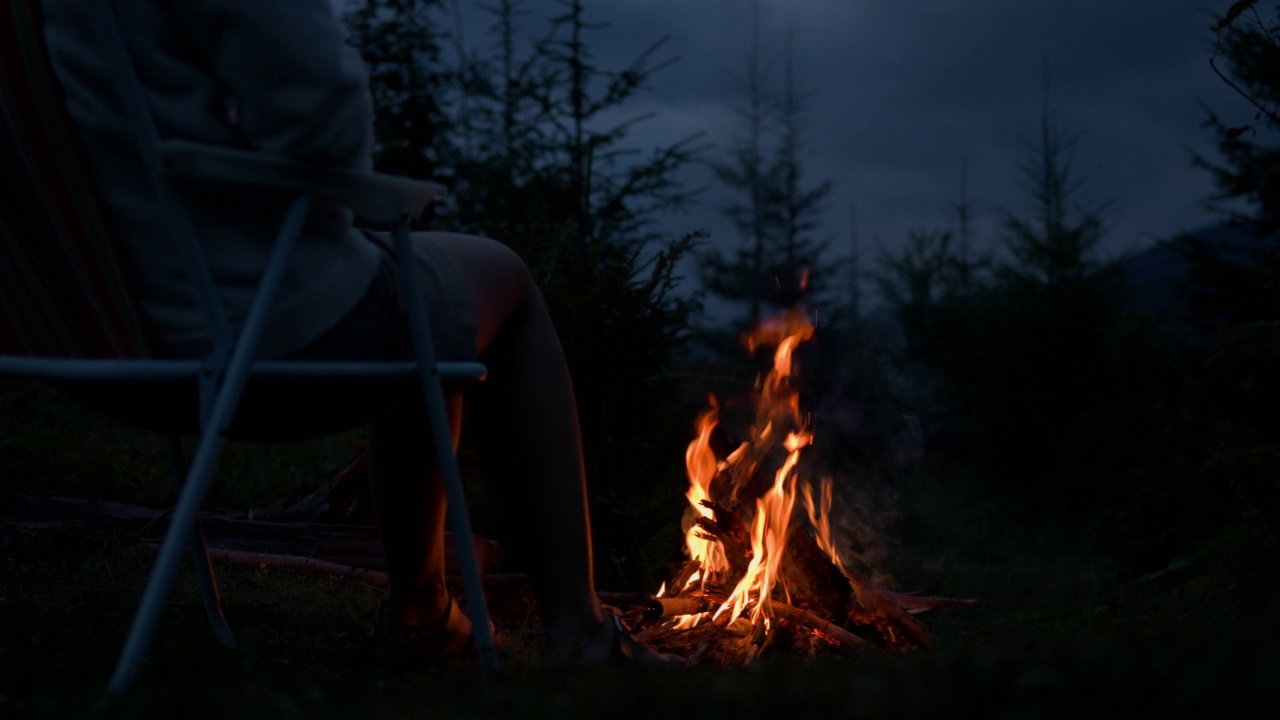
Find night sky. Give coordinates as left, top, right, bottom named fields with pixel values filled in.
left=435, top=1, right=1247, bottom=301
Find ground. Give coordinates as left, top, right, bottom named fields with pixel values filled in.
left=1, top=380, right=1276, bottom=718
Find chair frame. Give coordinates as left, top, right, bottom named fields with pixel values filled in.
left=0, top=2, right=497, bottom=691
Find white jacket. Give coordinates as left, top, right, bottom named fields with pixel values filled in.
left=40, top=0, right=381, bottom=358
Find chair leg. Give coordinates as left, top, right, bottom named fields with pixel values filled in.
left=106, top=196, right=311, bottom=695
left=106, top=426, right=232, bottom=694
left=164, top=436, right=236, bottom=648
left=393, top=223, right=498, bottom=674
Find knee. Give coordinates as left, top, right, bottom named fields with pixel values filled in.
left=485, top=237, right=538, bottom=301
left=426, top=232, right=543, bottom=347
left=427, top=231, right=536, bottom=299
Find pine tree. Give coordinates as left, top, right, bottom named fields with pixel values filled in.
left=997, top=63, right=1110, bottom=290
left=343, top=0, right=452, bottom=180
left=875, top=62, right=1129, bottom=500
left=1198, top=0, right=1280, bottom=233
left=949, top=157, right=981, bottom=297
left=700, top=0, right=773, bottom=327
left=1185, top=1, right=1280, bottom=429
left=767, top=32, right=836, bottom=312
left=700, top=9, right=835, bottom=328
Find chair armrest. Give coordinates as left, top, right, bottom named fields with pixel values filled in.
left=158, top=140, right=446, bottom=223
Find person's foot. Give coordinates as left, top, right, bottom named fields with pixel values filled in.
left=546, top=614, right=687, bottom=666
left=380, top=597, right=474, bottom=662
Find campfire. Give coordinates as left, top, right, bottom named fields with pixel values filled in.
left=624, top=306, right=971, bottom=664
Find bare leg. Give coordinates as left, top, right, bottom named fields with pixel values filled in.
left=370, top=233, right=677, bottom=662
left=426, top=233, right=608, bottom=655
left=367, top=390, right=459, bottom=627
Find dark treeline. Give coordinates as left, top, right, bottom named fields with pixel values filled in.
left=347, top=0, right=1279, bottom=600
left=874, top=5, right=1280, bottom=602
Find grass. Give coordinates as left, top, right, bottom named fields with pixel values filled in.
left=3, top=544, right=1275, bottom=719
left=2, top=378, right=1278, bottom=718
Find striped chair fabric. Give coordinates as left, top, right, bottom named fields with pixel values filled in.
left=0, top=0, right=150, bottom=359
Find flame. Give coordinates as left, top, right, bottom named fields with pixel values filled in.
left=671, top=306, right=833, bottom=627
left=682, top=398, right=728, bottom=591
left=802, top=478, right=844, bottom=572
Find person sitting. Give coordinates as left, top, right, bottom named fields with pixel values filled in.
left=38, top=0, right=679, bottom=665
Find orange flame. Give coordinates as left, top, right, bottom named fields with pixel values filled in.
left=673, top=306, right=833, bottom=627
left=802, top=478, right=844, bottom=572
left=682, top=397, right=729, bottom=594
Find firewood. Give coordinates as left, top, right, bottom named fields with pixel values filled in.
left=841, top=566, right=935, bottom=651
left=645, top=596, right=717, bottom=621
left=667, top=558, right=702, bottom=595
left=769, top=602, right=869, bottom=652
left=778, top=523, right=855, bottom=622
left=693, top=500, right=751, bottom=578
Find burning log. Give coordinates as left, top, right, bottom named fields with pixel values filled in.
left=769, top=602, right=867, bottom=651
left=667, top=559, right=702, bottom=597
left=837, top=562, right=934, bottom=651
left=635, top=598, right=869, bottom=664
left=645, top=595, right=717, bottom=621
left=777, top=518, right=855, bottom=623
left=692, top=499, right=751, bottom=579
left=653, top=496, right=931, bottom=653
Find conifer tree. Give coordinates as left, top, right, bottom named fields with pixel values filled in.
left=997, top=64, right=1110, bottom=291
left=343, top=0, right=452, bottom=180
left=700, top=0, right=773, bottom=327
left=700, top=8, right=835, bottom=328
left=767, top=33, right=836, bottom=312
left=1185, top=1, right=1280, bottom=430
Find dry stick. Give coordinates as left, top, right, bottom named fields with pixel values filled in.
left=176, top=546, right=391, bottom=586
left=645, top=596, right=717, bottom=621
left=885, top=591, right=978, bottom=615
left=141, top=545, right=670, bottom=615
left=141, top=544, right=532, bottom=593
left=769, top=603, right=870, bottom=651
left=596, top=591, right=652, bottom=608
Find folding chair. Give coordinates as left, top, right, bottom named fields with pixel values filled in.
left=0, top=0, right=497, bottom=692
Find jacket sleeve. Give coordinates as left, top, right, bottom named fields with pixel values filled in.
left=175, top=0, right=374, bottom=171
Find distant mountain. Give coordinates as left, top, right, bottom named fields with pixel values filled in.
left=1118, top=221, right=1267, bottom=335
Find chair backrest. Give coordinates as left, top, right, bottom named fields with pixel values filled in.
left=0, top=0, right=151, bottom=359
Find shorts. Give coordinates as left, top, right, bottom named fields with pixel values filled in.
left=57, top=231, right=479, bottom=440
left=288, top=230, right=478, bottom=363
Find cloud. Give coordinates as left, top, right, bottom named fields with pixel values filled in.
left=436, top=0, right=1239, bottom=278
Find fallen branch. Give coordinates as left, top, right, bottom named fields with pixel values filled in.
left=197, top=547, right=388, bottom=585
left=1, top=492, right=501, bottom=575
left=886, top=591, right=979, bottom=615
left=769, top=603, right=869, bottom=651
